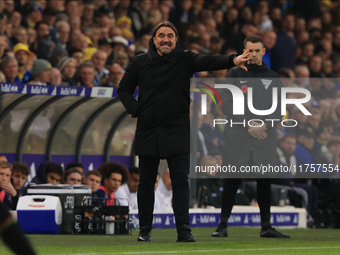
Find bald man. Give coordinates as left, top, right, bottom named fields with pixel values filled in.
left=262, top=30, right=277, bottom=69
left=101, top=63, right=125, bottom=88
left=91, top=50, right=109, bottom=86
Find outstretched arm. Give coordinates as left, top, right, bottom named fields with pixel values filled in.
left=192, top=50, right=250, bottom=72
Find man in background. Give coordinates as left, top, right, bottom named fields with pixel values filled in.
left=115, top=166, right=139, bottom=210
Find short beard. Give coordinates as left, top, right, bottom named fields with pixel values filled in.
left=158, top=42, right=173, bottom=55
left=158, top=48, right=171, bottom=55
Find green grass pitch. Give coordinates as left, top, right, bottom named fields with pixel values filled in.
left=1, top=227, right=340, bottom=255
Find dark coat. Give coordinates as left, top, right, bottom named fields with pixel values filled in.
left=270, top=31, right=297, bottom=72
left=221, top=63, right=283, bottom=170
left=118, top=39, right=236, bottom=158
left=22, top=161, right=50, bottom=196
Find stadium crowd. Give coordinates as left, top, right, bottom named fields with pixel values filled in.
left=0, top=0, right=340, bottom=228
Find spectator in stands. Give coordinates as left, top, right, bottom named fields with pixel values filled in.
left=27, top=59, right=52, bottom=85
left=82, top=0, right=95, bottom=27
left=0, top=155, right=7, bottom=161
left=319, top=99, right=338, bottom=122
left=84, top=170, right=102, bottom=194
left=64, top=0, right=80, bottom=16
left=69, top=14, right=82, bottom=31
left=300, top=41, right=315, bottom=62
left=8, top=11, right=22, bottom=29
left=69, top=48, right=84, bottom=67
left=313, top=126, right=332, bottom=151
left=42, top=6, right=59, bottom=45
left=11, top=25, right=27, bottom=46
left=309, top=55, right=323, bottom=75
left=276, top=133, right=319, bottom=219
left=140, top=9, right=162, bottom=36
left=271, top=19, right=297, bottom=72
left=200, top=32, right=211, bottom=53
left=69, top=32, right=88, bottom=53
left=257, top=0, right=272, bottom=31
left=0, top=12, right=6, bottom=35
left=286, top=107, right=309, bottom=136
left=57, top=56, right=77, bottom=86
left=294, top=129, right=327, bottom=172
left=96, top=162, right=129, bottom=205
left=98, top=38, right=113, bottom=60
left=169, top=0, right=195, bottom=26
left=113, top=50, right=129, bottom=69
left=106, top=36, right=129, bottom=66
left=295, top=65, right=310, bottom=88
left=101, top=63, right=125, bottom=87
left=21, top=3, right=43, bottom=29
left=128, top=0, right=152, bottom=37
left=333, top=32, right=340, bottom=54
left=262, top=30, right=277, bottom=69
left=91, top=50, right=108, bottom=86
left=27, top=27, right=37, bottom=49
left=13, top=43, right=32, bottom=83
left=109, top=26, right=122, bottom=38
left=155, top=169, right=172, bottom=210
left=322, top=139, right=340, bottom=166
left=0, top=161, right=18, bottom=210
left=50, top=67, right=62, bottom=86
left=306, top=107, right=322, bottom=131
left=77, top=61, right=95, bottom=87
left=0, top=71, right=4, bottom=82
left=277, top=134, right=298, bottom=180
left=46, top=0, right=63, bottom=11
left=196, top=155, right=224, bottom=208
left=200, top=112, right=225, bottom=152
left=221, top=22, right=258, bottom=55
left=2, top=49, right=14, bottom=58
left=64, top=168, right=82, bottom=185
left=220, top=7, right=238, bottom=40
left=34, top=21, right=54, bottom=60
left=55, top=20, right=70, bottom=49
left=0, top=35, right=8, bottom=59
left=112, top=36, right=129, bottom=54
left=50, top=44, right=68, bottom=67
left=195, top=109, right=209, bottom=164
left=283, top=14, right=295, bottom=37
left=115, top=166, right=139, bottom=210
left=1, top=56, right=19, bottom=83
left=96, top=4, right=114, bottom=30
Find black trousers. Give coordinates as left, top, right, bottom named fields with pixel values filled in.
left=220, top=178, right=272, bottom=228
left=138, top=154, right=190, bottom=230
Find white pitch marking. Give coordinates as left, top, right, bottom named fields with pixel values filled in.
left=43, top=246, right=340, bottom=255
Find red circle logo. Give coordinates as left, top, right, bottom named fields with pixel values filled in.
left=241, top=85, right=248, bottom=93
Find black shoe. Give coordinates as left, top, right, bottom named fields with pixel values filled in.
left=137, top=225, right=152, bottom=242
left=176, top=225, right=196, bottom=242
left=211, top=226, right=228, bottom=237
left=260, top=228, right=290, bottom=238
